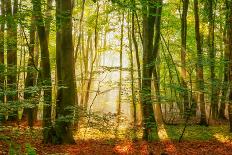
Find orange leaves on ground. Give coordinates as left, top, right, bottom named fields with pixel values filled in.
left=114, top=141, right=133, bottom=154
left=1, top=128, right=232, bottom=155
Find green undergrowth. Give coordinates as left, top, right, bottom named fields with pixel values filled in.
left=74, top=125, right=232, bottom=142
left=165, top=125, right=232, bottom=141
left=1, top=124, right=232, bottom=142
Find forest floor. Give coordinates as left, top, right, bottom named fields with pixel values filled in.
left=1, top=121, right=232, bottom=155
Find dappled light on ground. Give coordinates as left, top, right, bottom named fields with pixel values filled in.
left=74, top=128, right=115, bottom=140
left=157, top=124, right=177, bottom=154
left=157, top=124, right=170, bottom=141
left=214, top=133, right=231, bottom=144
left=2, top=124, right=232, bottom=154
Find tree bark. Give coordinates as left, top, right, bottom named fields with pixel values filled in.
left=180, top=0, right=190, bottom=117
left=207, top=0, right=218, bottom=119
left=45, top=0, right=53, bottom=40
left=141, top=0, right=158, bottom=140
left=6, top=0, right=18, bottom=120
left=219, top=25, right=230, bottom=119
left=24, top=16, right=37, bottom=128
left=194, top=0, right=207, bottom=125
left=225, top=0, right=232, bottom=132
left=128, top=11, right=137, bottom=139
left=115, top=12, right=124, bottom=137
left=55, top=0, right=76, bottom=144
left=131, top=0, right=142, bottom=125
left=153, top=0, right=163, bottom=126
left=0, top=0, right=5, bottom=122
left=32, top=0, right=53, bottom=143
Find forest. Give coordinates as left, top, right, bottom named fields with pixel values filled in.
left=1, top=0, right=232, bottom=154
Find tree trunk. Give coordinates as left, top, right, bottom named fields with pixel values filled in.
left=152, top=0, right=163, bottom=126
left=194, top=0, right=207, bottom=125
left=180, top=0, right=190, bottom=117
left=207, top=0, right=218, bottom=119
left=32, top=0, right=53, bottom=143
left=225, top=0, right=232, bottom=132
left=141, top=0, right=157, bottom=140
left=6, top=0, right=18, bottom=120
left=25, top=16, right=37, bottom=128
left=83, top=3, right=99, bottom=111
left=0, top=0, right=5, bottom=122
left=55, top=0, right=76, bottom=144
left=45, top=0, right=53, bottom=40
left=132, top=13, right=141, bottom=93
left=131, top=0, right=142, bottom=125
left=116, top=12, right=124, bottom=137
left=128, top=11, right=137, bottom=139
left=219, top=27, right=229, bottom=119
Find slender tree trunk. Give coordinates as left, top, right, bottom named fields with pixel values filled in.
left=83, top=40, right=97, bottom=110
left=141, top=0, right=157, bottom=140
left=132, top=12, right=142, bottom=124
left=0, top=0, right=5, bottom=96
left=32, top=0, right=53, bottom=143
left=219, top=25, right=229, bottom=119
left=82, top=35, right=90, bottom=110
left=131, top=0, right=142, bottom=124
left=227, top=0, right=232, bottom=132
left=6, top=0, right=18, bottom=120
left=180, top=0, right=190, bottom=117
left=83, top=3, right=99, bottom=110
left=25, top=16, right=37, bottom=128
left=152, top=0, right=163, bottom=126
left=0, top=0, right=5, bottom=122
left=207, top=0, right=218, bottom=119
left=116, top=12, right=124, bottom=136
left=128, top=11, right=137, bottom=139
left=55, top=0, right=76, bottom=144
left=45, top=0, right=53, bottom=40
left=153, top=67, right=163, bottom=125
left=74, top=0, right=85, bottom=61
left=194, top=0, right=207, bottom=125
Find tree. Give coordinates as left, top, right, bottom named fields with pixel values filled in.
left=193, top=0, right=207, bottom=125
left=32, top=0, right=52, bottom=143
left=180, top=0, right=190, bottom=117
left=131, top=2, right=143, bottom=125
left=55, top=0, right=76, bottom=144
left=128, top=11, right=137, bottom=139
left=141, top=0, right=163, bottom=140
left=219, top=7, right=230, bottom=119
left=6, top=0, right=18, bottom=119
left=116, top=12, right=124, bottom=136
left=24, top=15, right=37, bottom=128
left=0, top=0, right=5, bottom=122
left=207, top=0, right=218, bottom=119
left=225, top=0, right=232, bottom=132
left=152, top=0, right=163, bottom=126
